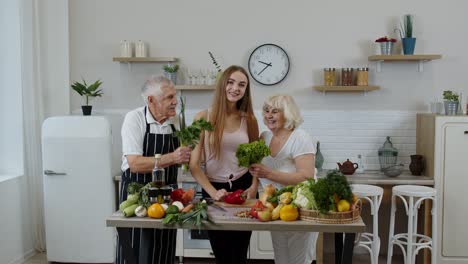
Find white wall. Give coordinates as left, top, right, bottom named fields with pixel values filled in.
left=0, top=0, right=24, bottom=175
left=68, top=0, right=468, bottom=112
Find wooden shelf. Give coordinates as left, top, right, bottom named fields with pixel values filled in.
left=113, top=57, right=177, bottom=62
left=175, top=85, right=216, bottom=90
left=314, top=85, right=380, bottom=93
left=368, top=54, right=442, bottom=61
left=368, top=54, right=442, bottom=72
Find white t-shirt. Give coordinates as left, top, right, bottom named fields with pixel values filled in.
left=121, top=106, right=179, bottom=171
left=259, top=128, right=316, bottom=189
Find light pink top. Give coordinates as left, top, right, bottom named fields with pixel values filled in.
left=204, top=111, right=249, bottom=183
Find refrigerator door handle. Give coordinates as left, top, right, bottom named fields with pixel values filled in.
left=44, top=170, right=67, bottom=176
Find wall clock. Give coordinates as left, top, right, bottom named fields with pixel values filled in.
left=248, top=43, right=290, bottom=86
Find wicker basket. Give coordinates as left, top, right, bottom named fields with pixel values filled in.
left=299, top=202, right=361, bottom=224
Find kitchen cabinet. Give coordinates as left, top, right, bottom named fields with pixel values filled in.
left=249, top=231, right=274, bottom=259
left=368, top=54, right=442, bottom=72
left=416, top=114, right=468, bottom=264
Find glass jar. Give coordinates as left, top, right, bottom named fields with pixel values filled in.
left=148, top=187, right=160, bottom=204
left=323, top=68, right=336, bottom=86
left=160, top=186, right=172, bottom=204
left=356, top=68, right=369, bottom=86
left=341, top=68, right=354, bottom=86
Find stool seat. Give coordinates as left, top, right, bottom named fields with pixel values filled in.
left=352, top=184, right=384, bottom=197
left=392, top=185, right=436, bottom=197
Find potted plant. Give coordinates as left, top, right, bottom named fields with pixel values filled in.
left=163, top=64, right=179, bottom=84
left=396, top=14, right=416, bottom=55
left=443, top=90, right=459, bottom=115
left=375, top=36, right=397, bottom=55
left=71, top=79, right=103, bottom=116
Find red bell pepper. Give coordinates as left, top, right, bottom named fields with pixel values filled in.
left=224, top=189, right=247, bottom=205
left=170, top=188, right=185, bottom=202
left=250, top=200, right=265, bottom=218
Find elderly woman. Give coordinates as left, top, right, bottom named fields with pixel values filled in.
left=249, top=94, right=318, bottom=264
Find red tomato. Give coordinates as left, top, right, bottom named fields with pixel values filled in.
left=250, top=200, right=265, bottom=218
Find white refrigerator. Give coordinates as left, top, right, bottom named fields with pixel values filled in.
left=42, top=116, right=115, bottom=263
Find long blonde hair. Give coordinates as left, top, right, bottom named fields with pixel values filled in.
left=208, top=65, right=259, bottom=159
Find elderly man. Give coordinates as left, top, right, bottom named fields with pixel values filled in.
left=117, top=76, right=191, bottom=264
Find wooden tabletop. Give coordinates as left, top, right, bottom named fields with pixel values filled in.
left=107, top=207, right=366, bottom=233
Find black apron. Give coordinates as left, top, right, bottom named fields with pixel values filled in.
left=117, top=107, right=179, bottom=264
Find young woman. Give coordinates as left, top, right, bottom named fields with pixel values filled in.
left=189, top=65, right=259, bottom=264
left=249, top=94, right=318, bottom=264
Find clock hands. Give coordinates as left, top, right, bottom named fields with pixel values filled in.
left=258, top=60, right=272, bottom=67
left=257, top=64, right=271, bottom=76
left=257, top=61, right=272, bottom=76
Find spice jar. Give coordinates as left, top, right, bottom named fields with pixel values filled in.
left=341, top=68, right=354, bottom=86
left=148, top=187, right=160, bottom=204
left=323, top=68, right=336, bottom=86
left=356, top=68, right=369, bottom=86
left=160, top=186, right=172, bottom=204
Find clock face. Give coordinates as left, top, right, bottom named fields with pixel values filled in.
left=248, top=44, right=290, bottom=86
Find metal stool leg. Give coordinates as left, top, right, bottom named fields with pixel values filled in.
left=387, top=194, right=396, bottom=264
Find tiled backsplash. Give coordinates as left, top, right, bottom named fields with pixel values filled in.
left=93, top=109, right=417, bottom=174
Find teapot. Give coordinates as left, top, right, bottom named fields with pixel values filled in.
left=337, top=159, right=359, bottom=175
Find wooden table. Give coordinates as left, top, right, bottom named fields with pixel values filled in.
left=107, top=206, right=366, bottom=264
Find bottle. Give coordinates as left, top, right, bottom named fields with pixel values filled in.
left=315, top=141, right=324, bottom=171
left=356, top=154, right=365, bottom=173
left=152, top=154, right=165, bottom=188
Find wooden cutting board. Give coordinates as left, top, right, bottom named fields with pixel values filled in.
left=214, top=199, right=257, bottom=208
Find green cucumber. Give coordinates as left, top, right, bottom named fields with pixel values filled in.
left=119, top=193, right=139, bottom=211
left=123, top=204, right=139, bottom=217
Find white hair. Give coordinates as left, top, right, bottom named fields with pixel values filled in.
left=262, top=94, right=303, bottom=130
left=141, top=75, right=173, bottom=104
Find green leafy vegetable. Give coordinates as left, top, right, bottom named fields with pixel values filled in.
left=127, top=182, right=144, bottom=195
left=310, top=170, right=352, bottom=214
left=162, top=202, right=213, bottom=228
left=292, top=179, right=318, bottom=210
left=176, top=118, right=214, bottom=171
left=235, top=140, right=271, bottom=168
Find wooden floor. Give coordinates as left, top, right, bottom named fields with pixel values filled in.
left=25, top=252, right=404, bottom=264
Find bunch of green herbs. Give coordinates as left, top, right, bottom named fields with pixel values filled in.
left=163, top=201, right=213, bottom=228
left=310, top=170, right=352, bottom=214
left=176, top=118, right=213, bottom=171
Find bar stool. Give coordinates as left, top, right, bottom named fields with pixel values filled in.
left=387, top=185, right=437, bottom=264
left=351, top=184, right=383, bottom=264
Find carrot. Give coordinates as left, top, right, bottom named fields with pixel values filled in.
left=181, top=204, right=194, bottom=213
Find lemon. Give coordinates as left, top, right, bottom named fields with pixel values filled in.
left=337, top=199, right=351, bottom=212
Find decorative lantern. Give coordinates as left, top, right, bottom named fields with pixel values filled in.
left=378, top=136, right=398, bottom=171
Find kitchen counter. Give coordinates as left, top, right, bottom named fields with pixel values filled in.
left=175, top=170, right=434, bottom=186
left=107, top=206, right=365, bottom=233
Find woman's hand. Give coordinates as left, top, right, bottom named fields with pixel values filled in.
left=212, top=188, right=228, bottom=201
left=249, top=163, right=273, bottom=179
left=244, top=186, right=258, bottom=199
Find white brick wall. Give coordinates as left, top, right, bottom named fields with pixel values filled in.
left=90, top=109, right=418, bottom=173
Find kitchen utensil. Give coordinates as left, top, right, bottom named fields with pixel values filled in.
left=205, top=198, right=227, bottom=212
left=382, top=164, right=404, bottom=177
left=337, top=159, right=359, bottom=175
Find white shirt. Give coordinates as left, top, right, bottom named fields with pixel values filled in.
left=121, top=106, right=179, bottom=171
left=259, top=128, right=316, bottom=189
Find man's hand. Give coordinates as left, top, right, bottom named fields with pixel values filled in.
left=172, top=146, right=192, bottom=164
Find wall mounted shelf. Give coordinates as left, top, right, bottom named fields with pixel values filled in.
left=313, top=85, right=380, bottom=96
left=113, top=57, right=177, bottom=63
left=368, top=54, right=442, bottom=72
left=175, top=85, right=216, bottom=90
